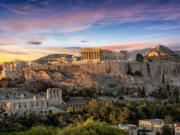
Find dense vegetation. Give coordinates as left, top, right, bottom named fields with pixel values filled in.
left=0, top=119, right=128, bottom=135
left=1, top=100, right=180, bottom=133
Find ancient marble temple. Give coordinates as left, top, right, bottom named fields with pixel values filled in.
left=80, top=48, right=127, bottom=61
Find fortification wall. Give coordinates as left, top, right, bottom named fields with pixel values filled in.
left=76, top=61, right=180, bottom=78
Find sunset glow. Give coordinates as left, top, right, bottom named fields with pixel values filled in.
left=0, top=0, right=180, bottom=63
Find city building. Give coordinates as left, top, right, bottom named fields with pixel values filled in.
left=174, top=123, right=180, bottom=135
left=118, top=124, right=137, bottom=135
left=0, top=88, right=33, bottom=100
left=139, top=119, right=164, bottom=134
left=66, top=97, right=87, bottom=110
left=0, top=88, right=64, bottom=117
left=0, top=60, right=28, bottom=79
left=46, top=88, right=63, bottom=105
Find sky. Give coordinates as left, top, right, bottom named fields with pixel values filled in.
left=0, top=0, right=180, bottom=63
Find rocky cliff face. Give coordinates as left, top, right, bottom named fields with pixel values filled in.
left=36, top=54, right=74, bottom=64
left=128, top=48, right=151, bottom=60
left=19, top=60, right=180, bottom=95
left=144, top=45, right=180, bottom=62
left=145, top=45, right=177, bottom=57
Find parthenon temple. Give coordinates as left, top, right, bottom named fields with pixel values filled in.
left=80, top=48, right=127, bottom=61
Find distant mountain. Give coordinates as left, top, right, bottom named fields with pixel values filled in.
left=128, top=48, right=152, bottom=60
left=36, top=45, right=180, bottom=63
left=144, top=45, right=178, bottom=56
left=173, top=51, right=180, bottom=56
left=64, top=47, right=82, bottom=50
left=128, top=45, right=180, bottom=60
left=36, top=54, right=73, bottom=64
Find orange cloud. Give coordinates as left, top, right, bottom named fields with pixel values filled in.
left=0, top=46, right=80, bottom=64
left=0, top=42, right=19, bottom=46
left=101, top=43, right=157, bottom=50
left=0, top=9, right=105, bottom=33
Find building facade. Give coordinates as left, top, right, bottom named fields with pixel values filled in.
left=118, top=124, right=137, bottom=135
left=46, top=88, right=63, bottom=105
left=174, top=123, right=180, bottom=135
left=0, top=88, right=33, bottom=100
left=80, top=48, right=127, bottom=61
left=0, top=60, right=28, bottom=79
left=0, top=88, right=64, bottom=117
left=139, top=119, right=164, bottom=134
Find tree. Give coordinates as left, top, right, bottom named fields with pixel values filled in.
left=135, top=71, right=142, bottom=76
left=136, top=53, right=144, bottom=62
left=162, top=74, right=165, bottom=84
left=59, top=118, right=129, bottom=135
left=127, top=63, right=134, bottom=75
left=118, top=107, right=130, bottom=124
left=85, top=99, right=100, bottom=119
left=174, top=88, right=179, bottom=103
left=158, top=88, right=168, bottom=99
left=0, top=78, right=14, bottom=88
left=162, top=126, right=173, bottom=135
left=99, top=102, right=114, bottom=121
left=0, top=108, right=4, bottom=115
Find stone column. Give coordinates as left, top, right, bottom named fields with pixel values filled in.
left=85, top=52, right=87, bottom=60
left=82, top=52, right=84, bottom=60
left=86, top=52, right=88, bottom=60
left=88, top=52, right=90, bottom=60
left=97, top=51, right=99, bottom=60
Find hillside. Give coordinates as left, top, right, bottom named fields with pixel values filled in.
left=144, top=45, right=178, bottom=57
left=128, top=48, right=152, bottom=60
left=36, top=54, right=73, bottom=64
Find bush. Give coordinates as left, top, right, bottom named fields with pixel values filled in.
left=136, top=53, right=144, bottom=62
left=0, top=126, right=59, bottom=135
left=134, top=71, right=142, bottom=76
left=4, top=119, right=128, bottom=135
left=59, top=118, right=128, bottom=135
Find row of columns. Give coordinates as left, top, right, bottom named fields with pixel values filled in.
left=81, top=50, right=119, bottom=61
left=101, top=51, right=113, bottom=60
left=82, top=51, right=100, bottom=60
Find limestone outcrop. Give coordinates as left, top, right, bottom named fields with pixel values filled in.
left=16, top=60, right=180, bottom=95
left=144, top=45, right=180, bottom=62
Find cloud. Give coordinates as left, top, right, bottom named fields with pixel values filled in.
left=0, top=2, right=180, bottom=34
left=80, top=40, right=89, bottom=43
left=0, top=36, right=23, bottom=46
left=146, top=24, right=180, bottom=30
left=0, top=9, right=105, bottom=33
left=27, top=41, right=42, bottom=45
left=0, top=49, right=30, bottom=55
left=0, top=42, right=19, bottom=46
left=0, top=43, right=14, bottom=46
left=101, top=43, right=157, bottom=50
left=11, top=4, right=32, bottom=14
left=0, top=3, right=49, bottom=15
left=0, top=3, right=31, bottom=14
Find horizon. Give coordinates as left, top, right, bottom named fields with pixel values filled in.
left=0, top=44, right=177, bottom=64
left=0, top=0, right=180, bottom=63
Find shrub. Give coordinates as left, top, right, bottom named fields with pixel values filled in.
left=134, top=71, right=142, bottom=76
